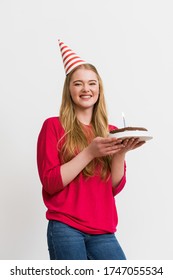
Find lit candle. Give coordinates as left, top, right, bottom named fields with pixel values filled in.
left=122, top=112, right=126, bottom=127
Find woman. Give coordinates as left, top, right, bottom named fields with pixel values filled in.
left=37, top=40, right=145, bottom=260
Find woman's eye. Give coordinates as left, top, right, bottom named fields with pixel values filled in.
left=89, top=83, right=96, bottom=86
left=74, top=83, right=82, bottom=86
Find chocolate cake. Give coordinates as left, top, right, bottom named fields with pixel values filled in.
left=109, top=127, right=148, bottom=134
left=109, top=126, right=152, bottom=141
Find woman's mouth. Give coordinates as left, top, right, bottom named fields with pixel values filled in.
left=79, top=95, right=92, bottom=99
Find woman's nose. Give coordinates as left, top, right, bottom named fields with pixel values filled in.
left=82, top=84, right=90, bottom=92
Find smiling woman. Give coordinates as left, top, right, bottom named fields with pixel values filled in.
left=37, top=39, right=145, bottom=260
left=59, top=63, right=113, bottom=179
left=69, top=68, right=100, bottom=118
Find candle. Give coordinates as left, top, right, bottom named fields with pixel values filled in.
left=122, top=112, right=126, bottom=127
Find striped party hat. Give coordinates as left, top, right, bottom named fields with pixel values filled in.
left=58, top=39, right=87, bottom=75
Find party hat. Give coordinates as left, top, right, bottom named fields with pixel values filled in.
left=58, top=39, right=87, bottom=75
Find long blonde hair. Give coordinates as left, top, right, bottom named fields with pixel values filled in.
left=59, top=64, right=111, bottom=179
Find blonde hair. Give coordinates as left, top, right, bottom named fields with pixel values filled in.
left=59, top=64, right=111, bottom=179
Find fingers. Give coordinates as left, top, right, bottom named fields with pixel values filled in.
left=92, top=137, right=145, bottom=157
left=122, top=138, right=146, bottom=150
left=94, top=137, right=124, bottom=156
left=99, top=137, right=122, bottom=145
left=103, top=142, right=125, bottom=155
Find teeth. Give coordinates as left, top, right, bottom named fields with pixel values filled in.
left=80, top=95, right=91, bottom=99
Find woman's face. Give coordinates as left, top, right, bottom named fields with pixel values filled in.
left=69, top=68, right=99, bottom=111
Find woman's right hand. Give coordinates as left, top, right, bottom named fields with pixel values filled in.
left=86, top=137, right=125, bottom=158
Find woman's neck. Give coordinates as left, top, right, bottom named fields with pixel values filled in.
left=75, top=107, right=93, bottom=125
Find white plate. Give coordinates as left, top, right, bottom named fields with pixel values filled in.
left=109, top=130, right=153, bottom=141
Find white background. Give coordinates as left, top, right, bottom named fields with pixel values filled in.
left=0, top=0, right=172, bottom=260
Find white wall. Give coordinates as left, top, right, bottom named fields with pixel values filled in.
left=0, top=0, right=172, bottom=260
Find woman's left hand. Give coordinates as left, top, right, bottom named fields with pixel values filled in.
left=119, top=137, right=146, bottom=154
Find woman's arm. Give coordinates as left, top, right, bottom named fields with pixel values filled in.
left=37, top=118, right=123, bottom=194
left=111, top=153, right=126, bottom=187
left=60, top=147, right=93, bottom=186
left=111, top=137, right=146, bottom=187
left=61, top=136, right=124, bottom=187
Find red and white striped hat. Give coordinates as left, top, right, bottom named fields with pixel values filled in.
left=58, top=39, right=87, bottom=75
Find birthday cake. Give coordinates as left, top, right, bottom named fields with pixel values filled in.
left=109, top=127, right=153, bottom=141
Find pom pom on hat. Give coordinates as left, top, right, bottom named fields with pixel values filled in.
left=58, top=39, right=87, bottom=75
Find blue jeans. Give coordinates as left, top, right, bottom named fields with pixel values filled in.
left=47, top=220, right=126, bottom=260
